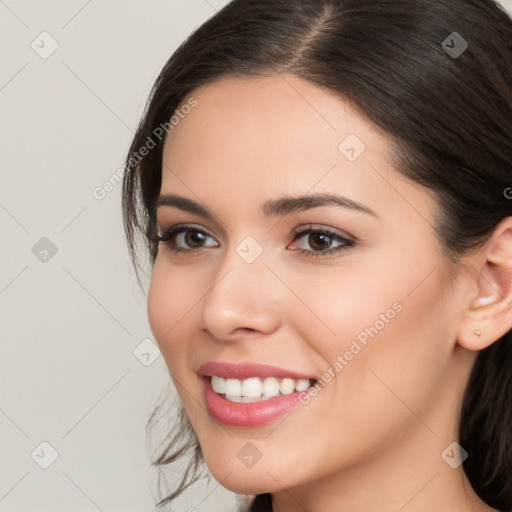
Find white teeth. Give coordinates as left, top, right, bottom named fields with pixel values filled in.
left=295, top=379, right=310, bottom=392
left=225, top=396, right=264, bottom=403
left=262, top=377, right=280, bottom=398
left=210, top=375, right=315, bottom=401
left=279, top=378, right=296, bottom=395
left=241, top=377, right=262, bottom=397
left=211, top=376, right=226, bottom=394
left=224, top=378, right=242, bottom=397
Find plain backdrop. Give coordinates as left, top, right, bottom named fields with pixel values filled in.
left=1, top=1, right=511, bottom=511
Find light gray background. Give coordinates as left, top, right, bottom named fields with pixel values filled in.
left=1, top=1, right=511, bottom=511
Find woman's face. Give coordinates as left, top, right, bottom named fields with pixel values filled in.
left=147, top=74, right=471, bottom=495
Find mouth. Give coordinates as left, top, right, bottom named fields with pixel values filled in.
left=207, top=375, right=319, bottom=403
left=201, top=375, right=319, bottom=427
left=197, top=361, right=320, bottom=426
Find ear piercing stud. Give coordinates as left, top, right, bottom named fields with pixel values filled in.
left=473, top=330, right=481, bottom=337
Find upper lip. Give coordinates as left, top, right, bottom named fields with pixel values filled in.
left=197, top=361, right=318, bottom=381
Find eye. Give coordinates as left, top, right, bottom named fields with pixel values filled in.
left=288, top=224, right=355, bottom=258
left=155, top=224, right=219, bottom=254
left=154, top=223, right=355, bottom=258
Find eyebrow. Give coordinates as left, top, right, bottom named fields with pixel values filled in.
left=155, top=193, right=379, bottom=219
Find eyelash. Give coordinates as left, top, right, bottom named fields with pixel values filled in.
left=155, top=223, right=355, bottom=258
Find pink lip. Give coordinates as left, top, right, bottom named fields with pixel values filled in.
left=197, top=361, right=317, bottom=380
left=201, top=377, right=309, bottom=427
left=197, top=361, right=318, bottom=427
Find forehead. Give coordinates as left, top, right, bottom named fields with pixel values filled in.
left=159, top=74, right=424, bottom=221
left=163, top=73, right=388, bottom=166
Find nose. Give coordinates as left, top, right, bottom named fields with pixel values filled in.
left=199, top=243, right=281, bottom=342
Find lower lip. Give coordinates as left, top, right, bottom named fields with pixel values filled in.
left=202, top=377, right=308, bottom=427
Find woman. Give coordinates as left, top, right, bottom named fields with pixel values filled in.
left=122, top=0, right=512, bottom=510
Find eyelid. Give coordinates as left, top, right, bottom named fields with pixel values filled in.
left=156, top=222, right=355, bottom=242
left=286, top=224, right=355, bottom=258
left=157, top=222, right=215, bottom=239
left=156, top=223, right=220, bottom=249
left=290, top=223, right=356, bottom=243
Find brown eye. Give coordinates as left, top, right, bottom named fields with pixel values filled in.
left=184, top=230, right=208, bottom=248
left=289, top=225, right=355, bottom=258
left=307, top=232, right=333, bottom=251
left=156, top=224, right=219, bottom=252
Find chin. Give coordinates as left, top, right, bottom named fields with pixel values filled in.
left=203, top=457, right=280, bottom=494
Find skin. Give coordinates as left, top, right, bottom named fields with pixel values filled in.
left=147, top=73, right=512, bottom=512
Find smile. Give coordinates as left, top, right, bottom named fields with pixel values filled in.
left=210, top=376, right=317, bottom=403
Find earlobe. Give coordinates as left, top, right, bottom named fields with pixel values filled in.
left=457, top=219, right=512, bottom=352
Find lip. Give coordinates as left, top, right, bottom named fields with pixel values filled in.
left=197, top=361, right=318, bottom=381
left=201, top=376, right=310, bottom=427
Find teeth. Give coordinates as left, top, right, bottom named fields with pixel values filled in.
left=211, top=376, right=226, bottom=394
left=280, top=378, right=295, bottom=395
left=295, top=379, right=310, bottom=392
left=224, top=378, right=242, bottom=397
left=242, top=377, right=262, bottom=397
left=210, top=375, right=314, bottom=402
left=262, top=377, right=280, bottom=398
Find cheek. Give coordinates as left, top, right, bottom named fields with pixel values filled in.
left=282, top=262, right=401, bottom=349
left=147, top=258, right=199, bottom=367
left=291, top=255, right=453, bottom=420
left=326, top=266, right=453, bottom=440
left=147, top=261, right=207, bottom=420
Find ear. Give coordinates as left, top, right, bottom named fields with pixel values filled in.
left=457, top=217, right=512, bottom=351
